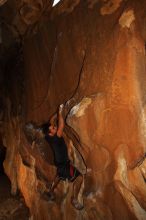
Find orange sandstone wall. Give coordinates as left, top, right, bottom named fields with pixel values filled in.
left=2, top=0, right=146, bottom=219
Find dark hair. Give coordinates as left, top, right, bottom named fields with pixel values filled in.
left=42, top=122, right=51, bottom=135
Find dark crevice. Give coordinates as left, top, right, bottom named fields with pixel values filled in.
left=0, top=145, right=6, bottom=175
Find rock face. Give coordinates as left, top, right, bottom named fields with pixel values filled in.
left=1, top=0, right=146, bottom=219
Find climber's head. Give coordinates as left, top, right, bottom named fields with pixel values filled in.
left=42, top=121, right=57, bottom=136
left=48, top=124, right=57, bottom=136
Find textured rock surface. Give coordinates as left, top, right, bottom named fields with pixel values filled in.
left=0, top=0, right=146, bottom=219
left=0, top=175, right=29, bottom=220
left=0, top=0, right=7, bottom=6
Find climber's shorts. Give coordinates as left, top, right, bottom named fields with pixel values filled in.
left=56, top=160, right=81, bottom=182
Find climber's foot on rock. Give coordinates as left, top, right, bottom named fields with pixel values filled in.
left=41, top=191, right=55, bottom=201
left=71, top=197, right=84, bottom=210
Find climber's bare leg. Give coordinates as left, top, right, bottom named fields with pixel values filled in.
left=49, top=175, right=61, bottom=193
left=71, top=175, right=84, bottom=210
left=42, top=175, right=60, bottom=201
left=72, top=175, right=83, bottom=198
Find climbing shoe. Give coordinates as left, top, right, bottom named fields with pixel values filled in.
left=41, top=192, right=55, bottom=201
left=71, top=197, right=84, bottom=210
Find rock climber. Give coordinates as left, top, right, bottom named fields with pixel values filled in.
left=42, top=104, right=84, bottom=210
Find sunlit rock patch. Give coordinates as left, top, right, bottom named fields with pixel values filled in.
left=119, top=9, right=135, bottom=28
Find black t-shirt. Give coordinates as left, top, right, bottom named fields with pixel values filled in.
left=45, top=134, right=69, bottom=166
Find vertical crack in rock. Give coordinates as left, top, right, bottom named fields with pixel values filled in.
left=65, top=49, right=87, bottom=110
left=29, top=26, right=58, bottom=111
left=46, top=29, right=59, bottom=102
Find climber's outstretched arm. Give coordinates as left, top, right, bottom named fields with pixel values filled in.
left=49, top=113, right=57, bottom=125
left=57, top=104, right=64, bottom=137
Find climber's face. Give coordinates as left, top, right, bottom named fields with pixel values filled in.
left=48, top=125, right=57, bottom=136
